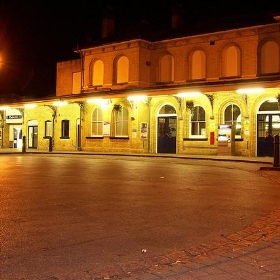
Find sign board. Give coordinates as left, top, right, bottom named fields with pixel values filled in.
left=5, top=109, right=23, bottom=124
left=140, top=122, right=148, bottom=140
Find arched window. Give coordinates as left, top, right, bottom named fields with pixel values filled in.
left=116, top=56, right=129, bottom=84
left=159, top=54, right=174, bottom=82
left=259, top=99, right=279, bottom=111
left=224, top=104, right=241, bottom=138
left=159, top=104, right=176, bottom=115
left=92, top=60, right=104, bottom=86
left=190, top=50, right=206, bottom=80
left=222, top=45, right=241, bottom=77
left=259, top=41, right=280, bottom=74
left=91, top=108, right=103, bottom=136
left=111, top=105, right=128, bottom=137
left=190, top=106, right=206, bottom=137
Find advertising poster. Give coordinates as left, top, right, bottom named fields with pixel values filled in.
left=140, top=122, right=148, bottom=140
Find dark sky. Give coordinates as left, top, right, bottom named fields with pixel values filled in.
left=0, top=0, right=280, bottom=99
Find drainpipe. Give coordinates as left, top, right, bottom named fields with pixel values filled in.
left=51, top=106, right=56, bottom=152
left=74, top=46, right=84, bottom=94
left=76, top=102, right=84, bottom=151
left=148, top=97, right=151, bottom=153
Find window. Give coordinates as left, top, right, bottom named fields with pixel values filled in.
left=116, top=56, right=129, bottom=84
left=190, top=106, right=206, bottom=137
left=259, top=41, right=279, bottom=74
left=222, top=45, right=241, bottom=77
left=224, top=104, right=241, bottom=138
left=91, top=108, right=103, bottom=136
left=112, top=106, right=128, bottom=137
left=91, top=60, right=104, bottom=86
left=72, top=72, right=81, bottom=94
left=61, top=120, right=70, bottom=138
left=160, top=54, right=174, bottom=82
left=190, top=50, right=206, bottom=80
left=45, top=120, right=53, bottom=137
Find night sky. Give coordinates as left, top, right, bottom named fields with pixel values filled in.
left=0, top=0, right=280, bottom=100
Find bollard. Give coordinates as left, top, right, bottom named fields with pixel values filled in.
left=274, top=134, right=279, bottom=167
left=49, top=136, right=53, bottom=152
left=22, top=136, right=26, bottom=153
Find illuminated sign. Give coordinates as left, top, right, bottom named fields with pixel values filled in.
left=7, top=115, right=22, bottom=119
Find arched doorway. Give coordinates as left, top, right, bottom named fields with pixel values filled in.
left=157, top=104, right=177, bottom=153
left=257, top=99, right=280, bottom=157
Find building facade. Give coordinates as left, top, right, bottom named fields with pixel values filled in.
left=1, top=14, right=280, bottom=157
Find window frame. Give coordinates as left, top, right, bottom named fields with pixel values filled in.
left=91, top=107, right=104, bottom=137
left=190, top=105, right=206, bottom=138
left=44, top=120, right=53, bottom=138
left=61, top=119, right=70, bottom=139
left=223, top=104, right=242, bottom=139
left=112, top=106, right=129, bottom=137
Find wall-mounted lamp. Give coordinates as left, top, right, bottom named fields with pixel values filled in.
left=53, top=101, right=68, bottom=106
left=127, top=95, right=147, bottom=103
left=236, top=88, right=264, bottom=94
left=175, top=91, right=201, bottom=98
left=24, top=103, right=37, bottom=108
left=0, top=106, right=9, bottom=110
left=87, top=98, right=111, bottom=107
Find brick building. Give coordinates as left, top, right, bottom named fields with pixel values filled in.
left=0, top=9, right=280, bottom=157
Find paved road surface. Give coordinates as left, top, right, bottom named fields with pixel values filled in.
left=0, top=154, right=280, bottom=279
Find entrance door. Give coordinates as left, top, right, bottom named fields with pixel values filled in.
left=257, top=114, right=280, bottom=156
left=28, top=126, right=38, bottom=148
left=157, top=116, right=177, bottom=153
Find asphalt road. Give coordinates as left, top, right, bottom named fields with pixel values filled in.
left=1, top=154, right=279, bottom=279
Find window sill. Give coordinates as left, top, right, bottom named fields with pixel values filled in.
left=183, top=138, right=208, bottom=141
left=156, top=81, right=174, bottom=85
left=86, top=136, right=104, bottom=139
left=219, top=76, right=241, bottom=80
left=109, top=136, right=129, bottom=140
left=60, top=136, right=70, bottom=139
left=186, top=78, right=206, bottom=83
left=257, top=72, right=280, bottom=77
left=115, top=82, right=128, bottom=86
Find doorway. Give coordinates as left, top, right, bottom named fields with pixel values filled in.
left=257, top=114, right=280, bottom=156
left=157, top=104, right=177, bottom=154
left=28, top=124, right=38, bottom=149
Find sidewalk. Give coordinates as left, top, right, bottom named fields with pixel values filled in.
left=119, top=209, right=280, bottom=279
left=0, top=147, right=275, bottom=164
left=1, top=148, right=280, bottom=279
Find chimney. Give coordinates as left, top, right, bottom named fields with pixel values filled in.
left=172, top=2, right=184, bottom=29
left=102, top=5, right=115, bottom=38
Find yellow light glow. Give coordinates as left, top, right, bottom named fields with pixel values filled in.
left=127, top=95, right=147, bottom=102
left=87, top=98, right=110, bottom=106
left=0, top=106, right=9, bottom=110
left=53, top=101, right=68, bottom=106
left=24, top=103, right=37, bottom=108
left=267, top=98, right=277, bottom=102
left=175, top=92, right=201, bottom=98
left=236, top=88, right=264, bottom=94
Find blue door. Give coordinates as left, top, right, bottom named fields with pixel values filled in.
left=157, top=116, right=176, bottom=153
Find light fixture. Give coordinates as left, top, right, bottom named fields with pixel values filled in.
left=53, top=101, right=68, bottom=106
left=24, top=103, right=36, bottom=108
left=236, top=88, right=264, bottom=94
left=127, top=95, right=147, bottom=103
left=175, top=92, right=201, bottom=98
left=0, top=106, right=9, bottom=110
left=87, top=98, right=110, bottom=106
